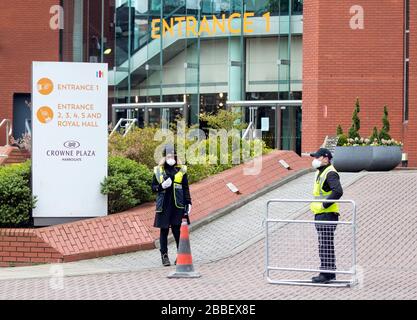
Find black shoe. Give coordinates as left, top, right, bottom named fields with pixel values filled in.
left=325, top=273, right=336, bottom=281
left=311, top=273, right=336, bottom=284
left=161, top=253, right=171, bottom=267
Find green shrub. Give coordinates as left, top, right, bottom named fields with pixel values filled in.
left=200, top=109, right=247, bottom=131
left=379, top=105, right=392, bottom=141
left=336, top=103, right=402, bottom=147
left=336, top=125, right=344, bottom=136
left=109, top=126, right=162, bottom=170
left=106, top=116, right=272, bottom=213
left=187, top=163, right=213, bottom=184
left=336, top=125, right=348, bottom=146
left=101, top=157, right=154, bottom=214
left=109, top=123, right=271, bottom=186
left=0, top=161, right=36, bottom=227
left=185, top=136, right=269, bottom=183
left=337, top=134, right=348, bottom=146
left=370, top=126, right=380, bottom=144
left=348, top=98, right=361, bottom=139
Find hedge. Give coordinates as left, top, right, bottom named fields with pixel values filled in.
left=0, top=161, right=36, bottom=228
left=101, top=156, right=154, bottom=214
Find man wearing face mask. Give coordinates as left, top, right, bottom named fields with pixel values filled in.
left=152, top=144, right=192, bottom=267
left=309, top=148, right=343, bottom=284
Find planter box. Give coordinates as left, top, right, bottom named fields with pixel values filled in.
left=333, top=146, right=402, bottom=172
left=333, top=146, right=373, bottom=172
left=368, top=146, right=402, bottom=171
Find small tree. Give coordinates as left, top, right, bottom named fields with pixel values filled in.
left=336, top=124, right=343, bottom=136
left=336, top=125, right=348, bottom=146
left=379, top=105, right=392, bottom=141
left=348, top=98, right=361, bottom=139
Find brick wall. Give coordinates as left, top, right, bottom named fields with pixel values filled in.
left=0, top=229, right=63, bottom=267
left=405, top=1, right=417, bottom=166
left=303, top=1, right=411, bottom=163
left=302, top=0, right=321, bottom=152
left=0, top=0, right=59, bottom=145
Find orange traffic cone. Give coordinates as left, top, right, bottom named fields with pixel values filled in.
left=168, top=219, right=201, bottom=278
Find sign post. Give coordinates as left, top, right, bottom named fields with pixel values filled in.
left=32, top=62, right=108, bottom=226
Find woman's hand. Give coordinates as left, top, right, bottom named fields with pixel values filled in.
left=161, top=177, right=172, bottom=189
left=185, top=204, right=192, bottom=215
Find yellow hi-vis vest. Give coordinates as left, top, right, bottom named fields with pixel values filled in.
left=310, top=165, right=340, bottom=214
left=154, top=165, right=187, bottom=212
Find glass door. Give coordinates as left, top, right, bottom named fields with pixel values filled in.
left=257, top=106, right=276, bottom=149
left=161, top=108, right=170, bottom=130
left=149, top=106, right=186, bottom=129
left=132, top=108, right=145, bottom=128
left=280, top=105, right=302, bottom=155
left=243, top=105, right=276, bottom=149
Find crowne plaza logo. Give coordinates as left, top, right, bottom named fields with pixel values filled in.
left=96, top=70, right=104, bottom=78
left=64, top=140, right=81, bottom=149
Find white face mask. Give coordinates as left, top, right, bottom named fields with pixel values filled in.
left=166, top=158, right=176, bottom=166
left=312, top=159, right=322, bottom=169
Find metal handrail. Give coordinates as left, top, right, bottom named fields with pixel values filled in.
left=242, top=122, right=253, bottom=140
left=110, top=118, right=125, bottom=137
left=124, top=118, right=138, bottom=136
left=25, top=119, right=32, bottom=136
left=109, top=118, right=138, bottom=138
left=0, top=119, right=12, bottom=146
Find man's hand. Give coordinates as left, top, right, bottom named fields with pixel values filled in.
left=161, top=178, right=172, bottom=189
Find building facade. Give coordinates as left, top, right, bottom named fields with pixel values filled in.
left=1, top=0, right=416, bottom=165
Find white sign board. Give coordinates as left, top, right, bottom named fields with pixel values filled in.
left=261, top=117, right=269, bottom=132
left=32, top=62, right=108, bottom=219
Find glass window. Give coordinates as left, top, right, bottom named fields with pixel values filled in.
left=107, top=0, right=302, bottom=144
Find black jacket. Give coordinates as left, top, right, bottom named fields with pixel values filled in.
left=317, top=164, right=344, bottom=209
left=152, top=163, right=192, bottom=229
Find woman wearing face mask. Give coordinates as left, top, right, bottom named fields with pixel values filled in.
left=152, top=144, right=192, bottom=267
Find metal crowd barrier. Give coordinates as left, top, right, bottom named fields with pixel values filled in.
left=265, top=199, right=358, bottom=288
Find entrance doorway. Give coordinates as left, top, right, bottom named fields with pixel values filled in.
left=227, top=100, right=302, bottom=154
left=281, top=105, right=302, bottom=155
left=13, top=93, right=32, bottom=140
left=244, top=105, right=277, bottom=149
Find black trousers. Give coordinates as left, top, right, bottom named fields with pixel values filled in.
left=315, top=212, right=339, bottom=274
left=159, top=225, right=181, bottom=255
